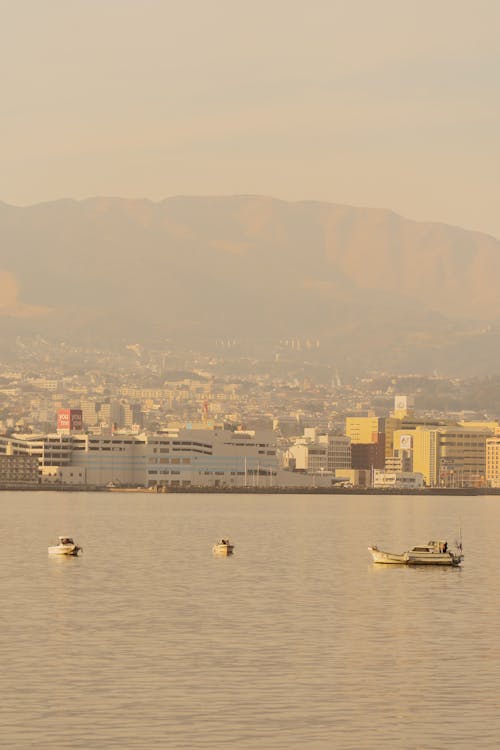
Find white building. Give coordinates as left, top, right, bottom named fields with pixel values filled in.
left=0, top=429, right=274, bottom=488
left=285, top=431, right=351, bottom=474
left=373, top=470, right=424, bottom=489
left=0, top=427, right=346, bottom=489
left=144, top=428, right=279, bottom=488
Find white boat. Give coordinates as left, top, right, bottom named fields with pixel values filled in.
left=212, top=539, right=234, bottom=555
left=368, top=539, right=463, bottom=567
left=48, top=536, right=82, bottom=556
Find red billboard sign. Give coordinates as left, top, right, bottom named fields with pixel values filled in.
left=57, top=409, right=83, bottom=432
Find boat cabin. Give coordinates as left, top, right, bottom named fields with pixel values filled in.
left=410, top=540, right=448, bottom=554
left=59, top=537, right=75, bottom=545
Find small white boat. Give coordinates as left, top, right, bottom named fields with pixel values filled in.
left=213, top=539, right=234, bottom=555
left=368, top=540, right=463, bottom=567
left=48, top=536, right=82, bottom=556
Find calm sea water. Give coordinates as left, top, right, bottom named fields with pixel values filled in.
left=0, top=491, right=498, bottom=749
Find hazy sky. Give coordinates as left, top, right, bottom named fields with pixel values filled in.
left=1, top=0, right=499, bottom=237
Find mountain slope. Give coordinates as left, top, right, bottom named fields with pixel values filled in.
left=1, top=195, right=500, bottom=372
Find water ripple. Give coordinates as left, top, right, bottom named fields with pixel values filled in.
left=0, top=492, right=498, bottom=749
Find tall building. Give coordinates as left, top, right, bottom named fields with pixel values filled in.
left=411, top=428, right=439, bottom=487
left=80, top=399, right=98, bottom=427
left=98, top=400, right=122, bottom=429
left=402, top=425, right=490, bottom=487
left=351, top=441, right=385, bottom=470
left=345, top=416, right=384, bottom=444
left=345, top=415, right=392, bottom=467
left=486, top=435, right=500, bottom=487
left=392, top=395, right=415, bottom=420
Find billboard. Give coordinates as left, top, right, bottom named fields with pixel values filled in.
left=400, top=434, right=413, bottom=450
left=57, top=408, right=83, bottom=432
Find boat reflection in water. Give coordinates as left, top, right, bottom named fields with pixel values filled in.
left=368, top=539, right=463, bottom=566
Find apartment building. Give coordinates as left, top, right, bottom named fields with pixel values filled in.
left=285, top=429, right=351, bottom=474
left=0, top=455, right=39, bottom=485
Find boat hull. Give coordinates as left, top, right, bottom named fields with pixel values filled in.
left=48, top=545, right=81, bottom=556
left=213, top=544, right=234, bottom=555
left=406, top=553, right=463, bottom=566
left=368, top=546, right=407, bottom=564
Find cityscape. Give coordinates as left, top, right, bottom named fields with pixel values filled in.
left=2, top=338, right=500, bottom=490
left=2, top=2, right=499, bottom=748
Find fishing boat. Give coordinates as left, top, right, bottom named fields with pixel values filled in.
left=368, top=539, right=463, bottom=566
left=213, top=539, right=234, bottom=555
left=48, top=536, right=82, bottom=556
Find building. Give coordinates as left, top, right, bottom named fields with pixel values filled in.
left=97, top=401, right=122, bottom=429
left=345, top=416, right=384, bottom=445
left=80, top=399, right=98, bottom=427
left=0, top=425, right=349, bottom=489
left=0, top=428, right=280, bottom=488
left=385, top=448, right=413, bottom=473
left=395, top=425, right=491, bottom=487
left=144, top=428, right=281, bottom=488
left=392, top=395, right=415, bottom=420
left=41, top=465, right=86, bottom=485
left=485, top=435, right=500, bottom=487
left=333, top=468, right=371, bottom=487
left=345, top=415, right=386, bottom=468
left=273, top=415, right=302, bottom=437
left=437, top=427, right=489, bottom=487
left=0, top=455, right=39, bottom=485
left=285, top=430, right=351, bottom=474
left=373, top=470, right=424, bottom=489
left=411, top=427, right=439, bottom=487
left=351, top=441, right=385, bottom=470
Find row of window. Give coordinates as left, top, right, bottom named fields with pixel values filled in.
left=148, top=458, right=191, bottom=465
left=149, top=470, right=181, bottom=475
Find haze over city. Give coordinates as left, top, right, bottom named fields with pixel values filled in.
left=3, top=1, right=500, bottom=373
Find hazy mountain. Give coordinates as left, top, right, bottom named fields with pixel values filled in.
left=2, top=195, right=500, bottom=374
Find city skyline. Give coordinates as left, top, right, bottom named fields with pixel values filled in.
left=3, top=332, right=500, bottom=491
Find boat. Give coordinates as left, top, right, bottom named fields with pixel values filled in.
left=368, top=539, right=463, bottom=566
left=48, top=536, right=82, bottom=556
left=213, top=539, right=234, bottom=555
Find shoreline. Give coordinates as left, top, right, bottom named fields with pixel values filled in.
left=0, top=484, right=499, bottom=496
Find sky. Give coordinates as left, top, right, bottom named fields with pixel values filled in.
left=1, top=0, right=499, bottom=237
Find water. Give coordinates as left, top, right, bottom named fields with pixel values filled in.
left=0, top=491, right=498, bottom=749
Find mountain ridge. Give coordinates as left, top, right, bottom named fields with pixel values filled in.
left=2, top=194, right=499, bottom=243
left=2, top=195, right=500, bottom=374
